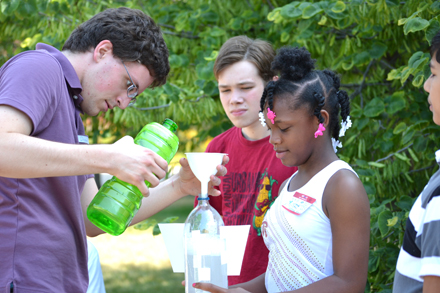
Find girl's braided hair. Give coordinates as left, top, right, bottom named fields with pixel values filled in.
left=260, top=46, right=350, bottom=142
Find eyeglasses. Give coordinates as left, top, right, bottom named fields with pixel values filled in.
left=122, top=61, right=138, bottom=103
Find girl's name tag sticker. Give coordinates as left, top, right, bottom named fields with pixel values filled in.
left=282, top=192, right=316, bottom=215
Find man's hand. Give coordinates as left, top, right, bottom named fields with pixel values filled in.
left=177, top=154, right=229, bottom=197
left=109, top=136, right=168, bottom=196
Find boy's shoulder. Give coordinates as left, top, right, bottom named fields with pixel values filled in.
left=206, top=127, right=239, bottom=152
left=210, top=126, right=238, bottom=142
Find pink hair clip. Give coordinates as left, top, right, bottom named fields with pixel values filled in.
left=314, top=123, right=326, bottom=138
left=267, top=108, right=276, bottom=124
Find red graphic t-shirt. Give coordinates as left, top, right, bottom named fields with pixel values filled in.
left=195, top=127, right=297, bottom=285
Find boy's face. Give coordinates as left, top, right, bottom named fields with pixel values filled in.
left=424, top=52, right=440, bottom=125
left=80, top=48, right=154, bottom=116
left=217, top=60, right=265, bottom=130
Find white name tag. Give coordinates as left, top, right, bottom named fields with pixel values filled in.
left=78, top=135, right=89, bottom=144
left=282, top=192, right=316, bottom=215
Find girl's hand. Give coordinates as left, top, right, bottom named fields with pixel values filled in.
left=177, top=155, right=229, bottom=197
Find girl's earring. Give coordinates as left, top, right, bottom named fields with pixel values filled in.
left=314, top=123, right=326, bottom=138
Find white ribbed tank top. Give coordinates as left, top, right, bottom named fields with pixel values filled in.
left=262, top=160, right=357, bottom=292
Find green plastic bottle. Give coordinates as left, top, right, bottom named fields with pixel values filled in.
left=87, top=119, right=179, bottom=236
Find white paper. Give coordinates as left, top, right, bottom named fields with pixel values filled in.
left=158, top=223, right=250, bottom=276
left=158, top=223, right=185, bottom=273
left=220, top=225, right=250, bottom=275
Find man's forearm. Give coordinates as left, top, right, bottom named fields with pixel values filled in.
left=0, top=133, right=111, bottom=178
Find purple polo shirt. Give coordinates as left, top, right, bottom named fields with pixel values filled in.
left=0, top=44, right=90, bottom=292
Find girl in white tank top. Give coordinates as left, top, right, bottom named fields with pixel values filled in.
left=192, top=47, right=370, bottom=293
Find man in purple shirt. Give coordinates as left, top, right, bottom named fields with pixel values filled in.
left=0, top=7, right=226, bottom=293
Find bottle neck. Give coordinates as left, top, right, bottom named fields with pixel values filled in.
left=196, top=196, right=210, bottom=207
left=162, top=118, right=178, bottom=133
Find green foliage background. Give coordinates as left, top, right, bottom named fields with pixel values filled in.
left=2, top=0, right=440, bottom=291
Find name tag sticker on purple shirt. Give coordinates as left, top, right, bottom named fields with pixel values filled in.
left=282, top=192, right=316, bottom=215
left=78, top=135, right=89, bottom=144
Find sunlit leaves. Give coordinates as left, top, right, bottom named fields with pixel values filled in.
left=404, top=17, right=430, bottom=35
left=364, top=98, right=385, bottom=117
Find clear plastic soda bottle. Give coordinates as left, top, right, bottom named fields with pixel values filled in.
left=87, top=119, right=179, bottom=236
left=184, top=196, right=228, bottom=292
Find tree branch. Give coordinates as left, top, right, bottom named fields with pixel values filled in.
left=376, top=144, right=412, bottom=163
left=408, top=164, right=436, bottom=174
left=349, top=60, right=375, bottom=103
left=266, top=0, right=274, bottom=10
left=131, top=94, right=208, bottom=111
left=158, top=23, right=200, bottom=39
left=161, top=30, right=200, bottom=39
left=341, top=82, right=390, bottom=88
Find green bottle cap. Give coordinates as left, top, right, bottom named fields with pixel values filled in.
left=162, top=118, right=178, bottom=133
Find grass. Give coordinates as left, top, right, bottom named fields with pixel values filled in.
left=88, top=195, right=195, bottom=293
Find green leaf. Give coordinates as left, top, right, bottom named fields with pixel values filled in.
left=408, top=51, right=425, bottom=68
left=380, top=141, right=394, bottom=153
left=196, top=61, right=214, bottom=80
left=169, top=54, right=183, bottom=68
left=204, top=51, right=218, bottom=62
left=341, top=59, right=354, bottom=71
left=407, top=148, right=419, bottom=162
left=134, top=218, right=158, bottom=231
left=393, top=122, right=407, bottom=134
left=318, top=15, right=327, bottom=25
left=387, top=216, right=398, bottom=227
left=402, top=129, right=415, bottom=145
left=280, top=3, right=302, bottom=19
left=302, top=4, right=322, bottom=19
left=210, top=27, right=226, bottom=37
left=398, top=18, right=408, bottom=26
left=281, top=31, right=290, bottom=43
left=228, top=18, right=242, bottom=30
left=432, top=1, right=440, bottom=11
left=368, top=162, right=386, bottom=168
left=357, top=168, right=375, bottom=176
left=369, top=42, right=388, bottom=59
left=354, top=51, right=370, bottom=65
left=396, top=195, right=415, bottom=211
left=404, top=17, right=430, bottom=35
left=203, top=80, right=218, bottom=96
left=426, top=20, right=440, bottom=45
left=394, top=152, right=409, bottom=161
left=378, top=210, right=393, bottom=237
left=387, top=91, right=407, bottom=114
left=387, top=69, right=400, bottom=81
left=2, top=0, right=20, bottom=15
left=368, top=254, right=380, bottom=272
left=357, top=117, right=370, bottom=130
left=152, top=217, right=179, bottom=236
left=413, top=136, right=428, bottom=152
left=404, top=172, right=414, bottom=183
left=412, top=72, right=425, bottom=88
left=161, top=216, right=179, bottom=223
left=331, top=1, right=346, bottom=13
left=400, top=67, right=414, bottom=84
left=152, top=224, right=161, bottom=236
left=363, top=181, right=377, bottom=196
left=351, top=108, right=362, bottom=118
left=267, top=8, right=282, bottom=22
left=364, top=98, right=385, bottom=117
left=113, top=107, right=123, bottom=124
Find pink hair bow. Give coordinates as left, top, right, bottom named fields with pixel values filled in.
left=267, top=108, right=276, bottom=124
